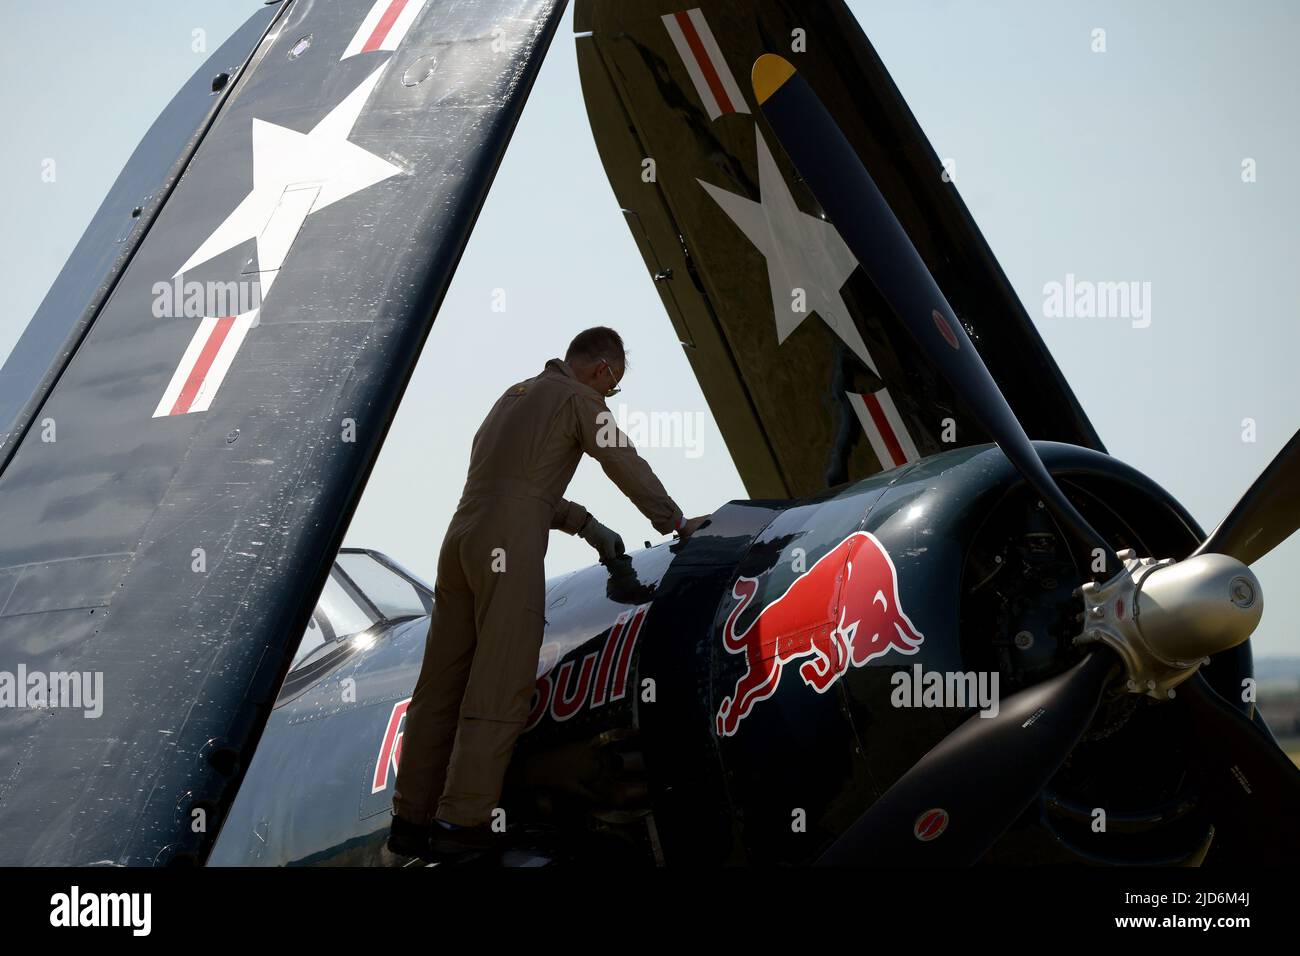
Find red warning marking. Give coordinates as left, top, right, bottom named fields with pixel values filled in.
left=933, top=309, right=961, bottom=351
left=914, top=808, right=949, bottom=842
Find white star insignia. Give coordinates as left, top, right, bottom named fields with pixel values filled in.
left=174, top=64, right=402, bottom=300
left=699, top=131, right=877, bottom=374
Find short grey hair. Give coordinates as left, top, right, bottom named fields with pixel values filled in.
left=565, top=327, right=626, bottom=365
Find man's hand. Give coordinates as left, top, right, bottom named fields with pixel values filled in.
left=677, top=515, right=710, bottom=541
left=579, top=516, right=626, bottom=564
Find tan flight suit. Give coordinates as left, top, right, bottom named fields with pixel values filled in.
left=393, top=359, right=683, bottom=827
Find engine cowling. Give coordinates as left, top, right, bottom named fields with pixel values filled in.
left=513, top=441, right=1246, bottom=866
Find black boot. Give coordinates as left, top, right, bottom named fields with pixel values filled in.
left=386, top=814, right=435, bottom=862
left=429, top=819, right=498, bottom=858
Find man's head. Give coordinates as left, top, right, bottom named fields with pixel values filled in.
left=565, top=327, right=626, bottom=397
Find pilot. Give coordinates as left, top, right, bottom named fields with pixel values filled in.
left=389, top=327, right=708, bottom=860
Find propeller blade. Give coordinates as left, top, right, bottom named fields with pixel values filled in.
left=753, top=54, right=1117, bottom=578
left=753, top=54, right=1300, bottom=867
left=1196, top=427, right=1300, bottom=566
left=817, top=652, right=1118, bottom=866
left=1177, top=673, right=1300, bottom=863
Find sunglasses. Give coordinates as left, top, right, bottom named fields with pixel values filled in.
left=599, top=359, right=622, bottom=397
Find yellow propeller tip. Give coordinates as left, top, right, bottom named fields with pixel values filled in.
left=752, top=54, right=796, bottom=105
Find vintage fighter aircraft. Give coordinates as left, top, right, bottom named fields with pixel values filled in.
left=1, top=0, right=1297, bottom=867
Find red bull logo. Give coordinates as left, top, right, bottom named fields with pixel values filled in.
left=716, top=531, right=924, bottom=736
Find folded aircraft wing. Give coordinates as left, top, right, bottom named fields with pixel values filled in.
left=0, top=0, right=565, bottom=865
left=575, top=0, right=1104, bottom=498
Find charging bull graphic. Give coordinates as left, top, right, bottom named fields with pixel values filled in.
left=716, top=531, right=924, bottom=736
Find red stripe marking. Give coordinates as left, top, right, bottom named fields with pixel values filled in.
left=861, top=392, right=908, bottom=467
left=674, top=11, right=734, bottom=114
left=170, top=316, right=235, bottom=417
left=361, top=0, right=410, bottom=54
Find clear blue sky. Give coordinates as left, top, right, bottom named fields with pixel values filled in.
left=1, top=1, right=1297, bottom=656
